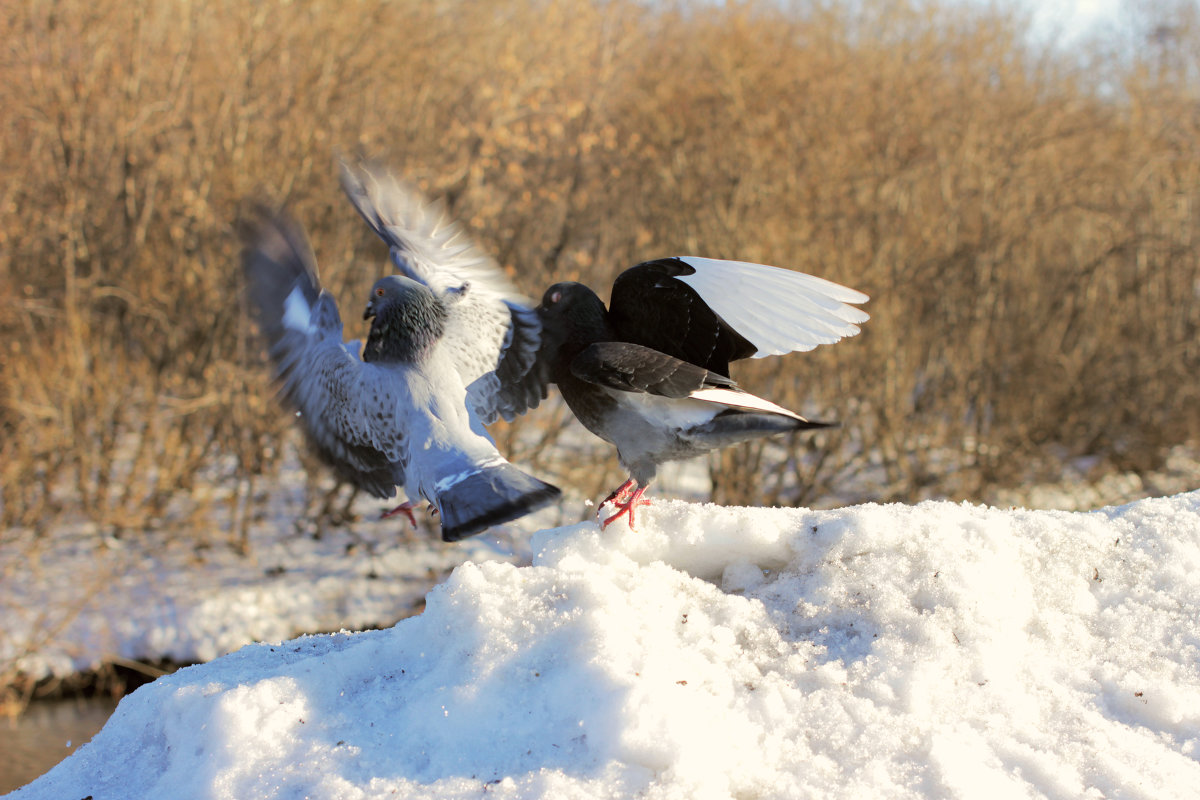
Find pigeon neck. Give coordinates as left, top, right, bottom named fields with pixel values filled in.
left=549, top=299, right=613, bottom=378
left=570, top=291, right=614, bottom=343
left=363, top=296, right=447, bottom=364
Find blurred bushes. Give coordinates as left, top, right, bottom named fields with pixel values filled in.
left=2, top=0, right=1197, bottom=533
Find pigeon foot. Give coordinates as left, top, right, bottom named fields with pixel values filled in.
left=381, top=500, right=419, bottom=526
left=601, top=484, right=650, bottom=529
left=602, top=478, right=638, bottom=506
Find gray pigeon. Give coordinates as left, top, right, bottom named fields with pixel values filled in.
left=535, top=257, right=869, bottom=528
left=240, top=172, right=559, bottom=542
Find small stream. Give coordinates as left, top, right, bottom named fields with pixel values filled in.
left=0, top=697, right=118, bottom=794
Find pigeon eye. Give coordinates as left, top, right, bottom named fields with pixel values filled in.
left=375, top=288, right=385, bottom=297
left=550, top=290, right=562, bottom=304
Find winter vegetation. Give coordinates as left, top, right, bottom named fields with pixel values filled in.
left=2, top=0, right=1199, bottom=789
left=3, top=0, right=1198, bottom=533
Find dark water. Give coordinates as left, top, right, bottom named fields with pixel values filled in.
left=0, top=697, right=118, bottom=794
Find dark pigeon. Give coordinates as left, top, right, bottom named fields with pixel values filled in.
left=240, top=169, right=560, bottom=542
left=536, top=256, right=869, bottom=528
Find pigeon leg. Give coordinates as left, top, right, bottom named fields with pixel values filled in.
left=602, top=478, right=638, bottom=506
left=601, top=485, right=651, bottom=529
left=381, top=500, right=419, bottom=526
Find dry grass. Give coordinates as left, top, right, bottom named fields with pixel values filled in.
left=2, top=0, right=1198, bottom=536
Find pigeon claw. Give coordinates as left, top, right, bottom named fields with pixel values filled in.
left=600, top=484, right=650, bottom=530
left=381, top=500, right=419, bottom=526
left=602, top=478, right=638, bottom=507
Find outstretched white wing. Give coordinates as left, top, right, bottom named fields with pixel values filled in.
left=674, top=257, right=869, bottom=357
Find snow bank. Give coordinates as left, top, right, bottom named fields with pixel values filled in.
left=0, top=508, right=535, bottom=682
left=9, top=493, right=1200, bottom=799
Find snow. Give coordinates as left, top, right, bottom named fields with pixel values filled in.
left=0, top=448, right=578, bottom=684
left=7, top=491, right=1200, bottom=799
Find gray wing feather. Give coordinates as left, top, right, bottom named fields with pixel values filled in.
left=339, top=161, right=547, bottom=422
left=241, top=207, right=405, bottom=498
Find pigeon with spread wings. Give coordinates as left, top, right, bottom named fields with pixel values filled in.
left=240, top=168, right=559, bottom=542
left=536, top=257, right=869, bottom=528
left=338, top=162, right=549, bottom=425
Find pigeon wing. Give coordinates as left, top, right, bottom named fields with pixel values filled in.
left=339, top=161, right=547, bottom=422
left=570, top=341, right=816, bottom=422
left=241, top=207, right=405, bottom=498
left=608, top=257, right=869, bottom=375
left=570, top=341, right=735, bottom=399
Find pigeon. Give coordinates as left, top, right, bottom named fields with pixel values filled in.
left=535, top=256, right=869, bottom=528
left=240, top=168, right=560, bottom=542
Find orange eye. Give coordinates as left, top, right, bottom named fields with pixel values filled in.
left=375, top=288, right=385, bottom=297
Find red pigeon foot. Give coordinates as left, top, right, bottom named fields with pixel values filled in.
left=601, top=485, right=650, bottom=529
left=381, top=500, right=419, bottom=526
left=602, top=478, right=638, bottom=506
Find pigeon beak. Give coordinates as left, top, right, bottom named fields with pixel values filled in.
left=363, top=300, right=375, bottom=321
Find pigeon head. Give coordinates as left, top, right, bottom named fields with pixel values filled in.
left=362, top=275, right=448, bottom=364
left=539, top=281, right=613, bottom=343
left=536, top=281, right=615, bottom=379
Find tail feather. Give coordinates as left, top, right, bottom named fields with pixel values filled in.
left=689, top=410, right=836, bottom=451
left=435, top=461, right=561, bottom=542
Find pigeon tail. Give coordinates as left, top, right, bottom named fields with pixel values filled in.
left=435, top=461, right=561, bottom=542
left=687, top=411, right=836, bottom=451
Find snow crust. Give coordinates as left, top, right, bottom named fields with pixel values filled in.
left=8, top=493, right=1200, bottom=799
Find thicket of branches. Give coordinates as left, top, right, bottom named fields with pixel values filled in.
left=2, top=0, right=1198, bottom=536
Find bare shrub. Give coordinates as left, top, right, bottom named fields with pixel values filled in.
left=1, top=0, right=1197, bottom=541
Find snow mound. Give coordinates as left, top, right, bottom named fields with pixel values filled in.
left=9, top=494, right=1200, bottom=799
